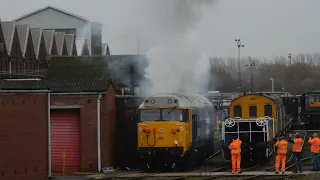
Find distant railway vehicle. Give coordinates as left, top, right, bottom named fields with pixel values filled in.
left=137, top=93, right=215, bottom=171
left=259, top=92, right=299, bottom=121
left=300, top=91, right=320, bottom=124
left=281, top=95, right=299, bottom=121
left=222, top=93, right=292, bottom=167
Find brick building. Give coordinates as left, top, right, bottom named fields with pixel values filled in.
left=0, top=54, right=148, bottom=178
left=49, top=81, right=117, bottom=173
left=0, top=81, right=50, bottom=180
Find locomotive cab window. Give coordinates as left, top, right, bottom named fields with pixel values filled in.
left=163, top=109, right=189, bottom=122
left=234, top=105, right=242, bottom=118
left=249, top=106, right=257, bottom=118
left=264, top=104, right=272, bottom=117
left=139, top=109, right=160, bottom=122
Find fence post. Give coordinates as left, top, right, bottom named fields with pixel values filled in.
left=62, top=151, right=66, bottom=175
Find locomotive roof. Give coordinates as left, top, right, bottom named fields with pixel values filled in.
left=231, top=93, right=283, bottom=104
left=138, top=93, right=213, bottom=108
left=301, top=91, right=320, bottom=95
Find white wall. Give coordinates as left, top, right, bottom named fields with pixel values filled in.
left=15, top=8, right=92, bottom=54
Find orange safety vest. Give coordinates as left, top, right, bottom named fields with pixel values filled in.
left=308, top=137, right=320, bottom=153
left=275, top=139, right=288, bottom=154
left=228, top=138, right=242, bottom=154
left=292, top=138, right=303, bottom=153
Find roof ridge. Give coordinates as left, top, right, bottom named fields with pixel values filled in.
left=30, top=27, right=43, bottom=58
left=43, top=30, right=54, bottom=55
left=13, top=5, right=98, bottom=24
left=16, top=24, right=30, bottom=56
left=0, top=21, right=16, bottom=55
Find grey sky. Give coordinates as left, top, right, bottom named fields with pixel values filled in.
left=1, top=0, right=320, bottom=59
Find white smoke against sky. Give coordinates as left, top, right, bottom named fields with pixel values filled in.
left=141, top=0, right=215, bottom=95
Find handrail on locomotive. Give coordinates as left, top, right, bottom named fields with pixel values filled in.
left=222, top=116, right=275, bottom=145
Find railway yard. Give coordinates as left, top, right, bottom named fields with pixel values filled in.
left=53, top=122, right=320, bottom=180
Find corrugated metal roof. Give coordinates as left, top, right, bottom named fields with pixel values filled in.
left=55, top=32, right=65, bottom=55
left=65, top=34, right=75, bottom=56
left=16, top=24, right=30, bottom=57
left=30, top=28, right=42, bottom=58
left=43, top=29, right=54, bottom=55
left=1, top=21, right=15, bottom=55
left=47, top=55, right=148, bottom=91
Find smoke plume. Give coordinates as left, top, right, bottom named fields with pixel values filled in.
left=142, top=0, right=214, bottom=95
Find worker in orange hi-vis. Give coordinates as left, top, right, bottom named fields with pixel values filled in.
left=274, top=136, right=288, bottom=174
left=228, top=136, right=242, bottom=174
left=308, top=133, right=320, bottom=171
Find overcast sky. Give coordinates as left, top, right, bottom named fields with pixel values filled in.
left=1, top=0, right=320, bottom=59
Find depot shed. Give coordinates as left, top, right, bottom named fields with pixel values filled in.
left=45, top=55, right=147, bottom=173
left=0, top=80, right=50, bottom=180
left=45, top=58, right=118, bottom=173
left=48, top=80, right=116, bottom=173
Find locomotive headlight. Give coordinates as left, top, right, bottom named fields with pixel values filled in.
left=174, top=141, right=178, bottom=146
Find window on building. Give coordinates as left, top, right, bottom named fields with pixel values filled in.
left=264, top=104, right=273, bottom=117
left=234, top=105, right=242, bottom=118
left=249, top=106, right=257, bottom=118
left=66, top=29, right=76, bottom=35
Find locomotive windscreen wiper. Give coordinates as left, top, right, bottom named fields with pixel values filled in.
left=167, top=106, right=178, bottom=115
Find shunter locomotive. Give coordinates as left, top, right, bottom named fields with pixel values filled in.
left=137, top=93, right=215, bottom=171
left=222, top=93, right=292, bottom=167
left=300, top=91, right=320, bottom=124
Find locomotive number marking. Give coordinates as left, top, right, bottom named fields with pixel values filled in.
left=159, top=137, right=164, bottom=140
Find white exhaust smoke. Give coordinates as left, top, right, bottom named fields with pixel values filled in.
left=142, top=0, right=214, bottom=95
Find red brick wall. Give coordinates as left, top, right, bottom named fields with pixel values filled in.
left=101, top=85, right=116, bottom=168
left=50, top=85, right=117, bottom=171
left=0, top=93, right=48, bottom=180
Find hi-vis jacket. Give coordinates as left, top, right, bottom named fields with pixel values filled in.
left=292, top=138, right=303, bottom=153
left=308, top=137, right=320, bottom=153
left=228, top=138, right=242, bottom=155
left=275, top=139, right=288, bottom=154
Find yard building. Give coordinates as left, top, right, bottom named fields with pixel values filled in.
left=14, top=6, right=103, bottom=55
left=0, top=80, right=50, bottom=180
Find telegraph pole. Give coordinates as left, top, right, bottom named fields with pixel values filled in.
left=235, top=39, right=244, bottom=90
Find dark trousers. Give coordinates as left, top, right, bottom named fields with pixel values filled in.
left=292, top=152, right=302, bottom=171
left=312, top=153, right=319, bottom=170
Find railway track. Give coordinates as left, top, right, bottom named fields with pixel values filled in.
left=96, top=127, right=320, bottom=180
left=212, top=139, right=223, bottom=156
left=197, top=164, right=262, bottom=180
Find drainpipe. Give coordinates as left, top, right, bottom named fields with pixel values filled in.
left=47, top=92, right=51, bottom=179
left=97, top=94, right=102, bottom=172
left=8, top=56, right=11, bottom=74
